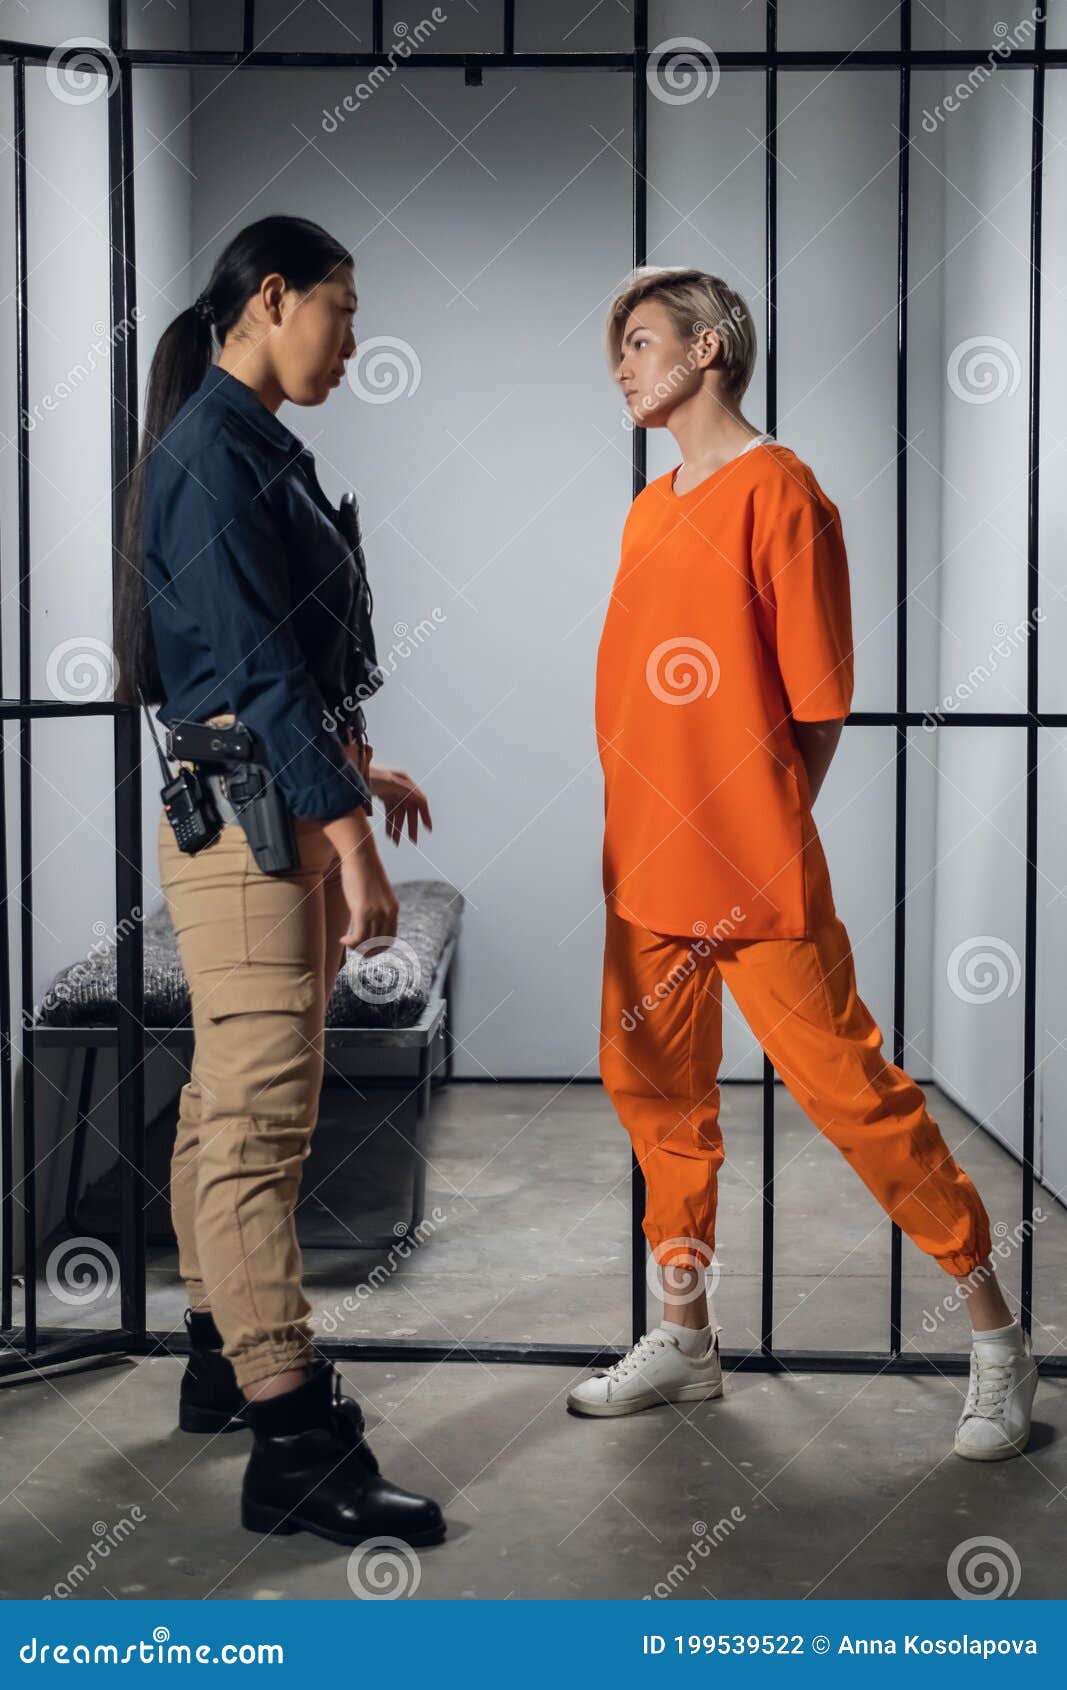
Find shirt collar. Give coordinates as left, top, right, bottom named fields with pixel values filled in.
left=198, top=362, right=309, bottom=458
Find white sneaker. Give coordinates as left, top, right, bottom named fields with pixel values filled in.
left=567, top=1325, right=724, bottom=1418
left=953, top=1326, right=1038, bottom=1460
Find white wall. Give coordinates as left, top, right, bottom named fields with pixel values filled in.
left=924, top=62, right=1048, bottom=1180
left=1, top=3, right=119, bottom=1265
left=185, top=19, right=633, bottom=1078
left=1038, top=61, right=1067, bottom=1215
left=0, top=2, right=193, bottom=1260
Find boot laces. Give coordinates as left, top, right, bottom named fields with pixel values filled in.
left=328, top=1367, right=380, bottom=1475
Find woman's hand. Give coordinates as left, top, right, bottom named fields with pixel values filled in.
left=368, top=765, right=432, bottom=847
left=321, top=807, right=398, bottom=951
left=338, top=844, right=398, bottom=951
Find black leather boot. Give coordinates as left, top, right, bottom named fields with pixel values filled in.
left=178, top=1307, right=251, bottom=1434
left=240, top=1356, right=446, bottom=1548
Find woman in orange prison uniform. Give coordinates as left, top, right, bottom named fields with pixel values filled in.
left=594, top=437, right=992, bottom=1277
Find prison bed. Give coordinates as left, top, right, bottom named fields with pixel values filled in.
left=31, top=879, right=462, bottom=1253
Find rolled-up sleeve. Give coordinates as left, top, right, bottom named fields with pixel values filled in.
left=752, top=474, right=854, bottom=722
left=163, top=434, right=373, bottom=820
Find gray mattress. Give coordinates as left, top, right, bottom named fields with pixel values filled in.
left=34, top=879, right=463, bottom=1032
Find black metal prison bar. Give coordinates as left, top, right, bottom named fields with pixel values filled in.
left=0, top=0, right=1064, bottom=1387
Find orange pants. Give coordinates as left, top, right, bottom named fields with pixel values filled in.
left=599, top=906, right=991, bottom=1278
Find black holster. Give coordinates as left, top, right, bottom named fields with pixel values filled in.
left=164, top=718, right=297, bottom=875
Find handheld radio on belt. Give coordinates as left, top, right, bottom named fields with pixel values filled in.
left=139, top=688, right=297, bottom=875
left=141, top=686, right=224, bottom=855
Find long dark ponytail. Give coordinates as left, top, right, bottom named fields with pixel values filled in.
left=113, top=214, right=354, bottom=705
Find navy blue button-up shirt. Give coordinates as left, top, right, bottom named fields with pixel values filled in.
left=144, top=362, right=375, bottom=821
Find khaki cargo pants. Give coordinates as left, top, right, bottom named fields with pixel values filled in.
left=157, top=717, right=351, bottom=1390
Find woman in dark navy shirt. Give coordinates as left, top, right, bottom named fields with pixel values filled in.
left=146, top=359, right=382, bottom=823
left=114, top=215, right=444, bottom=1550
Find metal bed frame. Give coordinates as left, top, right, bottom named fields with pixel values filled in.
left=1, top=1, right=1063, bottom=1385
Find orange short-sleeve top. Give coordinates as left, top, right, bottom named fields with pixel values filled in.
left=594, top=439, right=854, bottom=942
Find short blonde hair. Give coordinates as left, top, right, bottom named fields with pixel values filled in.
left=605, top=265, right=758, bottom=401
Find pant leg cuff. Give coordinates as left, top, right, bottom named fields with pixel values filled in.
left=230, top=1334, right=318, bottom=1392
left=938, top=1235, right=993, bottom=1278
left=650, top=1238, right=716, bottom=1271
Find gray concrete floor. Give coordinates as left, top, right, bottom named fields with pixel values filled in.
left=3, top=1079, right=1065, bottom=1599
